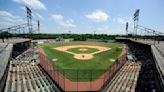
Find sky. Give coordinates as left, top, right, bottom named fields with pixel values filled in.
left=0, top=0, right=164, bottom=34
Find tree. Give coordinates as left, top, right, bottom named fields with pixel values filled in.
left=0, top=32, right=12, bottom=43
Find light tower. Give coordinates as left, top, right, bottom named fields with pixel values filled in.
left=133, top=9, right=140, bottom=40
left=26, top=6, right=32, bottom=34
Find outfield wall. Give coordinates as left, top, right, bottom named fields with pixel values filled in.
left=38, top=46, right=127, bottom=91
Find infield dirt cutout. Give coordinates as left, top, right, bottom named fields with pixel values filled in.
left=54, top=45, right=111, bottom=60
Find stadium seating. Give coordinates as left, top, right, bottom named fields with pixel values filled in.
left=107, top=62, right=141, bottom=92
left=155, top=45, right=164, bottom=57
left=126, top=42, right=161, bottom=92
left=4, top=48, right=58, bottom=92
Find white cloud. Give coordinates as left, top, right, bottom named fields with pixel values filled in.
left=113, top=17, right=132, bottom=25
left=52, top=14, right=63, bottom=21
left=20, top=6, right=26, bottom=11
left=13, top=0, right=46, bottom=10
left=52, top=14, right=76, bottom=28
left=85, top=25, right=124, bottom=35
left=0, top=11, right=26, bottom=28
left=86, top=10, right=109, bottom=22
left=35, top=13, right=43, bottom=20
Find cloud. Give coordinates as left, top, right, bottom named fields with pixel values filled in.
left=86, top=25, right=125, bottom=35
left=113, top=17, right=132, bottom=25
left=0, top=11, right=26, bottom=28
left=86, top=10, right=109, bottom=22
left=13, top=0, right=46, bottom=10
left=52, top=14, right=76, bottom=28
left=20, top=6, right=26, bottom=11
left=35, top=13, right=43, bottom=20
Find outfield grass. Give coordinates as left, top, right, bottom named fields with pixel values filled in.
left=41, top=41, right=124, bottom=81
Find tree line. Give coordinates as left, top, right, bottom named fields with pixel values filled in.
left=12, top=33, right=116, bottom=41
left=0, top=32, right=164, bottom=42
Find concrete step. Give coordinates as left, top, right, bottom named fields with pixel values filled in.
left=107, top=62, right=141, bottom=92
left=114, top=64, right=135, bottom=92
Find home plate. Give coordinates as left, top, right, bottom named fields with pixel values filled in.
left=74, top=54, right=93, bottom=60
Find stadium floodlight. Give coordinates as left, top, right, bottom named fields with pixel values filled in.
left=26, top=6, right=33, bottom=34
left=133, top=9, right=140, bottom=40
left=126, top=22, right=128, bottom=35
left=133, top=9, right=140, bottom=21
left=26, top=6, right=32, bottom=19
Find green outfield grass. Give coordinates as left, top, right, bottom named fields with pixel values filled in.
left=41, top=41, right=124, bottom=81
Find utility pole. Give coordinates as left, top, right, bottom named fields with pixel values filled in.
left=93, top=30, right=96, bottom=39
left=126, top=22, right=128, bottom=38
left=68, top=30, right=71, bottom=34
left=38, top=20, right=40, bottom=33
left=153, top=30, right=156, bottom=45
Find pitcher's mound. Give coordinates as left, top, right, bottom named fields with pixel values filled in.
left=74, top=54, right=93, bottom=60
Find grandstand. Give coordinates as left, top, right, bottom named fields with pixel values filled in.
left=131, top=39, right=164, bottom=90
left=0, top=39, right=31, bottom=91
left=1, top=37, right=164, bottom=92
left=106, top=62, right=141, bottom=92
left=115, top=39, right=164, bottom=92
left=0, top=35, right=163, bottom=92
left=0, top=38, right=60, bottom=92
left=4, top=48, right=59, bottom=92
left=0, top=43, right=13, bottom=92
left=0, top=38, right=30, bottom=44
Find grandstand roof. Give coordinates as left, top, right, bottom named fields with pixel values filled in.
left=0, top=38, right=31, bottom=44
left=0, top=43, right=13, bottom=81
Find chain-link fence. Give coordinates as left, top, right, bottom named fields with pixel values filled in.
left=39, top=47, right=126, bottom=91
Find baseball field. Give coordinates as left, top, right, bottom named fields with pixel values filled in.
left=40, top=41, right=124, bottom=81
